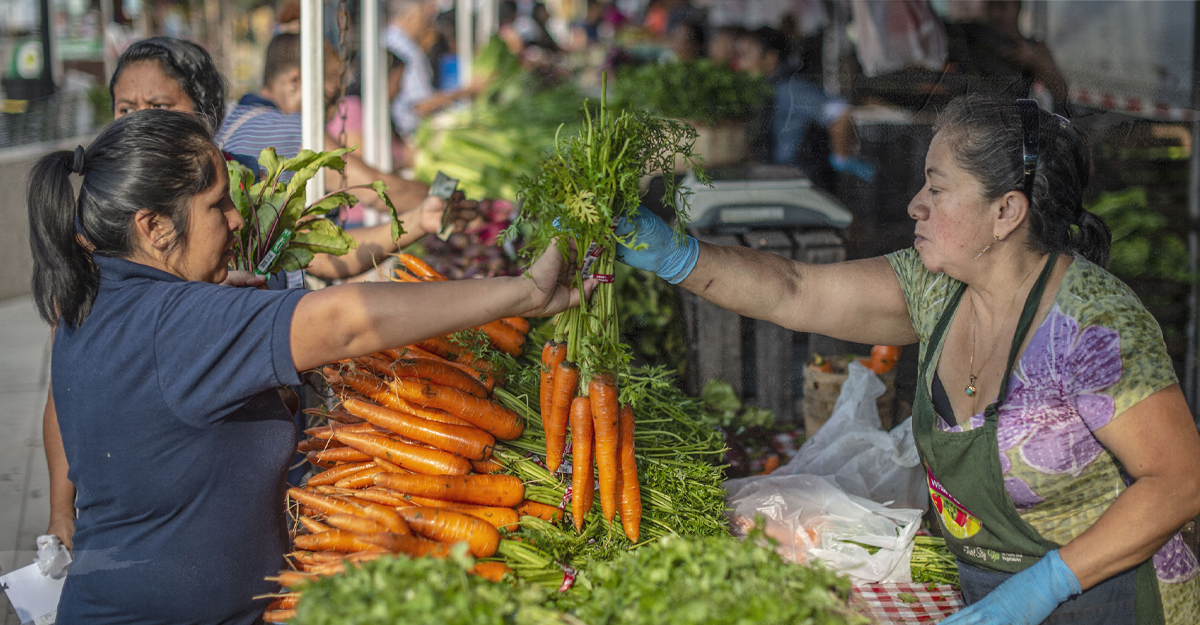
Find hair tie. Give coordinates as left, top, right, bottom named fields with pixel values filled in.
left=71, top=145, right=86, bottom=175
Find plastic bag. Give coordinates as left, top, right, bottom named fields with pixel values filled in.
left=851, top=0, right=947, bottom=77
left=777, top=360, right=927, bottom=512
left=725, top=473, right=921, bottom=583
left=35, top=535, right=71, bottom=579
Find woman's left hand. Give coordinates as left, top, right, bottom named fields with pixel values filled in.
left=221, top=270, right=266, bottom=288
left=942, top=550, right=1080, bottom=625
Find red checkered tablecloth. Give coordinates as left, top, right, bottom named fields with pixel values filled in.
left=852, top=583, right=963, bottom=623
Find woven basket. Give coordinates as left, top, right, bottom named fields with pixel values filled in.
left=801, top=356, right=896, bottom=436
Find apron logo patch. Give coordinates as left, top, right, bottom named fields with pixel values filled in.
left=927, top=467, right=982, bottom=539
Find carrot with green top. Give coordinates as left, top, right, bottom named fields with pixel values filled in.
left=334, top=430, right=472, bottom=476
left=334, top=466, right=387, bottom=489
left=515, top=499, right=564, bottom=523
left=569, top=396, right=596, bottom=532
left=589, top=373, right=620, bottom=522
left=342, top=397, right=495, bottom=461
left=396, top=253, right=447, bottom=280
left=398, top=507, right=501, bottom=557
left=372, top=473, right=524, bottom=507
left=387, top=378, right=523, bottom=440
left=617, top=404, right=642, bottom=542
left=545, top=360, right=579, bottom=473
left=293, top=530, right=386, bottom=553
left=323, top=513, right=388, bottom=536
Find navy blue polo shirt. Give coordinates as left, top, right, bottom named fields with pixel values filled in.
left=52, top=255, right=305, bottom=624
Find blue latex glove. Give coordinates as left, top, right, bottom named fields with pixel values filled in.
left=614, top=207, right=699, bottom=284
left=942, top=550, right=1081, bottom=625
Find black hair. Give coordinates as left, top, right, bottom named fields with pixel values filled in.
left=750, top=26, right=789, bottom=59
left=263, top=33, right=301, bottom=86
left=933, top=94, right=1110, bottom=267
left=110, top=36, right=226, bottom=134
left=27, top=110, right=222, bottom=328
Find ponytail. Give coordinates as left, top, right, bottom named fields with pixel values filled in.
left=27, top=150, right=98, bottom=328
left=1072, top=210, right=1112, bottom=268
left=26, top=110, right=221, bottom=329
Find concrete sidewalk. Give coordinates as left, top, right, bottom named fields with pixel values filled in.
left=0, top=295, right=53, bottom=625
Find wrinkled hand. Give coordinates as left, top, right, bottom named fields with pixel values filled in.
left=942, top=550, right=1080, bottom=625
left=415, top=191, right=479, bottom=238
left=614, top=207, right=699, bottom=284
left=221, top=270, right=267, bottom=288
left=517, top=241, right=596, bottom=318
left=46, top=517, right=74, bottom=551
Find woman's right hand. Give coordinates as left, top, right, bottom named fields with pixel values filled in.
left=516, top=242, right=596, bottom=318
left=46, top=517, right=74, bottom=550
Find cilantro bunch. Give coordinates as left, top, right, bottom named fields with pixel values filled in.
left=557, top=535, right=869, bottom=625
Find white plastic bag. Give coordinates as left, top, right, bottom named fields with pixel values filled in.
left=35, top=535, right=71, bottom=579
left=725, top=474, right=921, bottom=583
left=777, top=361, right=927, bottom=512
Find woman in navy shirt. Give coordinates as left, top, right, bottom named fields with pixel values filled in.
left=28, top=110, right=582, bottom=624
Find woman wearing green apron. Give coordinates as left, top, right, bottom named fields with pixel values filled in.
left=616, top=94, right=1200, bottom=624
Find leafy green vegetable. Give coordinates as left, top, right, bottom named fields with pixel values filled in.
left=1086, top=186, right=1194, bottom=284
left=910, top=535, right=959, bottom=588
left=897, top=592, right=919, bottom=604
left=700, top=380, right=775, bottom=433
left=227, top=147, right=399, bottom=274
left=615, top=59, right=772, bottom=124
left=556, top=534, right=869, bottom=625
left=290, top=547, right=576, bottom=625
left=510, top=74, right=707, bottom=378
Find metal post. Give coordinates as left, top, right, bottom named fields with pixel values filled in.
left=361, top=0, right=392, bottom=172
left=456, top=0, right=473, bottom=90
left=302, top=0, right=326, bottom=204
left=478, top=0, right=496, bottom=47
left=101, top=0, right=116, bottom=82
left=1187, top=0, right=1200, bottom=420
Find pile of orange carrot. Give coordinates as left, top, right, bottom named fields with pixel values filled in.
left=261, top=259, right=561, bottom=621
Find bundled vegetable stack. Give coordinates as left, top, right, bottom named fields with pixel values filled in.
left=510, top=74, right=706, bottom=544
left=226, top=147, right=398, bottom=274
left=262, top=252, right=731, bottom=620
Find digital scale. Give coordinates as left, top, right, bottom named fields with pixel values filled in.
left=676, top=164, right=853, bottom=232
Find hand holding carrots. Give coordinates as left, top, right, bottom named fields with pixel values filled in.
left=516, top=241, right=597, bottom=319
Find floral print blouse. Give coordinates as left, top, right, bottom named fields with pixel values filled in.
left=888, top=248, right=1199, bottom=623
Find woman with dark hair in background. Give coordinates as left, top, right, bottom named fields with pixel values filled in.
left=615, top=94, right=1200, bottom=623
left=30, top=109, right=583, bottom=623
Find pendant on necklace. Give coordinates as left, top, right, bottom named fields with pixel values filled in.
left=965, top=374, right=977, bottom=397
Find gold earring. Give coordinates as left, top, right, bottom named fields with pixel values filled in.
left=975, top=234, right=1001, bottom=260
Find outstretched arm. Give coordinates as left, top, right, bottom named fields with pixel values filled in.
left=291, top=245, right=588, bottom=370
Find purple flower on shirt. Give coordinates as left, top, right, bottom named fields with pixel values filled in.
left=994, top=308, right=1122, bottom=479
left=1154, top=532, right=1200, bottom=583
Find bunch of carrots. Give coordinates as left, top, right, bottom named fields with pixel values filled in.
left=259, top=256, right=559, bottom=622
left=510, top=75, right=705, bottom=546
left=539, top=340, right=641, bottom=543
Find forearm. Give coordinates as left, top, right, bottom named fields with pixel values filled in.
left=291, top=277, right=531, bottom=370
left=306, top=223, right=404, bottom=281
left=413, top=89, right=470, bottom=117
left=43, top=389, right=76, bottom=526
left=1059, top=474, right=1200, bottom=590
left=678, top=242, right=916, bottom=345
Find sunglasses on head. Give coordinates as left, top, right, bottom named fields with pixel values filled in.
left=1018, top=99, right=1071, bottom=199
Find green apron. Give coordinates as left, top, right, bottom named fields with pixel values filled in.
left=911, top=254, right=1165, bottom=624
